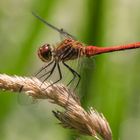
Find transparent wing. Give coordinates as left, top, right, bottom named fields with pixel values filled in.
left=35, top=61, right=57, bottom=84
left=79, top=56, right=96, bottom=71
left=17, top=93, right=37, bottom=106
left=32, top=12, right=76, bottom=40
left=17, top=85, right=38, bottom=105
left=63, top=56, right=96, bottom=91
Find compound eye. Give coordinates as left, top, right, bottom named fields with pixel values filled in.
left=38, top=44, right=52, bottom=62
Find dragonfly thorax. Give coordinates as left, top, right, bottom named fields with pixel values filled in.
left=53, top=38, right=85, bottom=62
left=38, top=44, right=53, bottom=62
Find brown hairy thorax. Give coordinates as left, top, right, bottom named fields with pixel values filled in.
left=53, top=38, right=85, bottom=62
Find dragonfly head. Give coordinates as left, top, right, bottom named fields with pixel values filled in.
left=38, top=44, right=53, bottom=62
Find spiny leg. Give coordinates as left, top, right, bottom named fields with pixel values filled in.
left=19, top=85, right=24, bottom=92
left=53, top=63, right=62, bottom=84
left=35, top=60, right=54, bottom=77
left=47, top=63, right=62, bottom=88
left=38, top=70, right=52, bottom=79
left=18, top=61, right=54, bottom=95
left=41, top=62, right=56, bottom=86
left=62, top=61, right=76, bottom=86
left=18, top=61, right=55, bottom=94
left=62, top=61, right=81, bottom=90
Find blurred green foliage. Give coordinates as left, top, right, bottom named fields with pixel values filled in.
left=0, top=0, right=140, bottom=140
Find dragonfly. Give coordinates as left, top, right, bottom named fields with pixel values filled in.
left=33, top=12, right=140, bottom=89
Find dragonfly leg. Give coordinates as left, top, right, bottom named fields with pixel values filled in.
left=53, top=63, right=62, bottom=84
left=62, top=61, right=81, bottom=90
left=38, top=70, right=52, bottom=79
left=41, top=62, right=56, bottom=86
left=62, top=62, right=76, bottom=86
left=46, top=63, right=62, bottom=88
left=35, top=60, right=54, bottom=77
left=19, top=85, right=24, bottom=92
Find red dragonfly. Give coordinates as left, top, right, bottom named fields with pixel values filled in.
left=33, top=12, right=140, bottom=89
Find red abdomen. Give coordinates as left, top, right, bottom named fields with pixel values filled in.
left=85, top=42, right=140, bottom=57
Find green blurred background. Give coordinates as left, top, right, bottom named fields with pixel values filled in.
left=0, top=0, right=140, bottom=140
